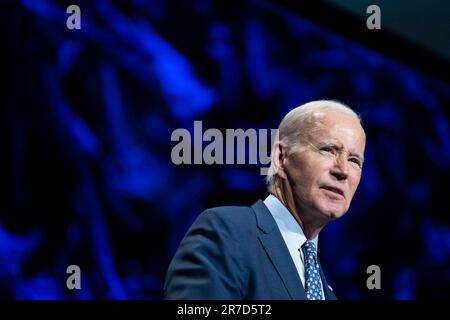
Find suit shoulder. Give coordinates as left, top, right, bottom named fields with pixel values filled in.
left=194, top=205, right=256, bottom=239
left=202, top=205, right=254, bottom=223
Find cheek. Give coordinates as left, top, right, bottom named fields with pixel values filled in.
left=300, top=171, right=321, bottom=194
left=291, top=171, right=317, bottom=201
left=304, top=175, right=326, bottom=202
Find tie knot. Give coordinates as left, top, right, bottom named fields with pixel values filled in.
left=302, top=240, right=317, bottom=256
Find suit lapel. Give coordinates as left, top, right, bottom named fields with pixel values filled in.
left=252, top=200, right=307, bottom=300
left=252, top=200, right=338, bottom=300
left=318, top=260, right=337, bottom=300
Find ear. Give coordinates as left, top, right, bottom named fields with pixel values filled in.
left=271, top=141, right=289, bottom=180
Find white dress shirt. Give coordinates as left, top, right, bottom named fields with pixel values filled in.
left=264, top=194, right=324, bottom=299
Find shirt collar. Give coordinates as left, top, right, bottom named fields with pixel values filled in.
left=263, top=194, right=319, bottom=251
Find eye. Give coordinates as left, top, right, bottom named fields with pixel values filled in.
left=349, top=158, right=362, bottom=167
left=320, top=146, right=334, bottom=153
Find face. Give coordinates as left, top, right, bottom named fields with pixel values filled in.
left=281, top=110, right=366, bottom=221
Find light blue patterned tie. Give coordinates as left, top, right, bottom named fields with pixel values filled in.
left=301, top=240, right=324, bottom=300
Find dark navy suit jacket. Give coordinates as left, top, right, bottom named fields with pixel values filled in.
left=164, top=200, right=337, bottom=300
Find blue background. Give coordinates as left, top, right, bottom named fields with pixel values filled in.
left=1, top=0, right=450, bottom=299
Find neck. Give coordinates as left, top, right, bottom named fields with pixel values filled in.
left=271, top=181, right=328, bottom=239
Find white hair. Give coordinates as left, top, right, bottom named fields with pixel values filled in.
left=265, top=99, right=361, bottom=190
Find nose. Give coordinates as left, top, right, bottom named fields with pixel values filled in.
left=330, top=155, right=348, bottom=181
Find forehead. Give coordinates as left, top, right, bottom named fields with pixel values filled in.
left=303, top=110, right=366, bottom=150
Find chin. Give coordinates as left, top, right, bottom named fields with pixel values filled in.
left=327, top=211, right=345, bottom=219
left=318, top=203, right=347, bottom=220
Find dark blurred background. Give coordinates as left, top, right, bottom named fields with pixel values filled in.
left=1, top=0, right=450, bottom=299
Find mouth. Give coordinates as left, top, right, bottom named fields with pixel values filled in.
left=321, top=186, right=345, bottom=199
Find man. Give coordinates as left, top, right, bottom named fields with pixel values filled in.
left=164, top=100, right=366, bottom=300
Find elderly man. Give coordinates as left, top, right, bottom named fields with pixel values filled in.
left=165, top=100, right=366, bottom=300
